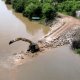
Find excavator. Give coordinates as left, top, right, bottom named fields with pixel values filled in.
left=9, top=38, right=40, bottom=53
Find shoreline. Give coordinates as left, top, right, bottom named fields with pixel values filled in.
left=6, top=14, right=80, bottom=68
left=39, top=14, right=80, bottom=48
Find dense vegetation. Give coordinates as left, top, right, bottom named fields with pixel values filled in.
left=12, top=0, right=24, bottom=12
left=5, top=0, right=57, bottom=20
left=57, top=0, right=80, bottom=16
left=72, top=40, right=80, bottom=54
left=5, top=0, right=80, bottom=20
left=23, top=2, right=42, bottom=19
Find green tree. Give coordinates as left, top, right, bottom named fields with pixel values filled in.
left=41, top=0, right=53, bottom=3
left=23, top=3, right=42, bottom=19
left=12, top=0, right=24, bottom=12
left=57, top=1, right=80, bottom=16
left=42, top=3, right=56, bottom=20
left=6, top=0, right=57, bottom=20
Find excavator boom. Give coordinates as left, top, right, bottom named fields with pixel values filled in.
left=9, top=38, right=32, bottom=45
left=9, top=38, right=40, bottom=53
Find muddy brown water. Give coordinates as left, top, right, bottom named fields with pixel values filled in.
left=0, top=0, right=50, bottom=67
left=1, top=0, right=80, bottom=80
left=1, top=45, right=80, bottom=80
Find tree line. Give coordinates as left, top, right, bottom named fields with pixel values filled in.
left=5, top=0, right=57, bottom=20
left=5, top=0, right=80, bottom=20
left=57, top=0, right=80, bottom=16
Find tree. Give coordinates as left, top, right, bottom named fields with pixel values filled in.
left=12, top=0, right=24, bottom=12
left=6, top=0, right=57, bottom=20
left=23, top=3, right=42, bottom=19
left=42, top=3, right=56, bottom=20
left=40, top=0, right=53, bottom=3
left=57, top=1, right=80, bottom=16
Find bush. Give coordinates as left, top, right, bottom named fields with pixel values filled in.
left=42, top=3, right=56, bottom=20
left=27, top=0, right=40, bottom=4
left=23, top=0, right=40, bottom=7
left=71, top=40, right=80, bottom=54
left=72, top=40, right=80, bottom=49
left=57, top=1, right=80, bottom=16
left=75, top=49, right=80, bottom=54
left=23, top=3, right=42, bottom=19
left=42, top=0, right=53, bottom=3
left=54, top=0, right=67, bottom=3
left=12, top=0, right=24, bottom=12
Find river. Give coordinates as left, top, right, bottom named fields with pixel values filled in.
left=0, top=0, right=50, bottom=67
left=0, top=0, right=80, bottom=80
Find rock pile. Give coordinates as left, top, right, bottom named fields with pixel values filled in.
left=40, top=25, right=80, bottom=48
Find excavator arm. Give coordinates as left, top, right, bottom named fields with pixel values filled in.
left=9, top=38, right=39, bottom=53
left=9, top=38, right=32, bottom=45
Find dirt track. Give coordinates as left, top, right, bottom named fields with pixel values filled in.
left=40, top=14, right=80, bottom=44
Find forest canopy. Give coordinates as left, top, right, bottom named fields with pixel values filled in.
left=5, top=0, right=80, bottom=20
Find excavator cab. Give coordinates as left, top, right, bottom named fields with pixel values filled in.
left=27, top=43, right=39, bottom=53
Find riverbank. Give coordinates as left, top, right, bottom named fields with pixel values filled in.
left=39, top=14, right=80, bottom=48
left=9, top=14, right=80, bottom=67
left=3, top=1, right=80, bottom=67
left=8, top=14, right=80, bottom=66
left=0, top=0, right=50, bottom=68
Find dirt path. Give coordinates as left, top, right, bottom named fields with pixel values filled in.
left=52, top=16, right=80, bottom=38
left=40, top=14, right=80, bottom=44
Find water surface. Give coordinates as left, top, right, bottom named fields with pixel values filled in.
left=0, top=0, right=80, bottom=80
left=10, top=45, right=80, bottom=80
left=0, top=0, right=49, bottom=64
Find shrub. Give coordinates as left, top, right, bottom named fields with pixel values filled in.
left=23, top=3, right=42, bottom=19
left=23, top=0, right=40, bottom=7
left=57, top=1, right=80, bottom=16
left=27, top=0, right=40, bottom=4
left=42, top=0, right=53, bottom=3
left=12, top=0, right=24, bottom=12
left=42, top=3, right=56, bottom=20
left=72, top=40, right=80, bottom=49
left=75, top=49, right=80, bottom=54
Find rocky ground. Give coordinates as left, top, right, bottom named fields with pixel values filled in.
left=39, top=25, right=80, bottom=48
left=39, top=14, right=80, bottom=48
